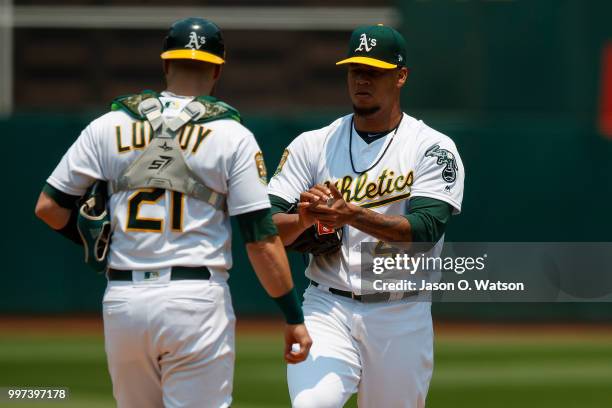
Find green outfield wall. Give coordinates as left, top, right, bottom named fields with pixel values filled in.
left=2, top=113, right=611, bottom=320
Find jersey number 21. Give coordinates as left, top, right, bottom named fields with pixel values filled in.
left=126, top=188, right=183, bottom=232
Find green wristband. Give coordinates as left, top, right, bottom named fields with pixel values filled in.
left=272, top=288, right=304, bottom=324
left=42, top=183, right=80, bottom=209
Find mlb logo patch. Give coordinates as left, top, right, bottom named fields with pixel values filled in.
left=317, top=222, right=335, bottom=235
left=144, top=271, right=160, bottom=280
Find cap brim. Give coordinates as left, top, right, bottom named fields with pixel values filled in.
left=161, top=49, right=225, bottom=65
left=336, top=56, right=397, bottom=69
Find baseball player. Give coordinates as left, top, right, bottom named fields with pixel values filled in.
left=34, top=17, right=311, bottom=408
left=268, top=24, right=464, bottom=407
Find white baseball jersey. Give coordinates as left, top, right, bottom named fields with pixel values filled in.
left=48, top=92, right=270, bottom=275
left=268, top=113, right=464, bottom=293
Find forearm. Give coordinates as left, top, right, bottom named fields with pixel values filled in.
left=348, top=204, right=412, bottom=243
left=246, top=235, right=295, bottom=297
left=240, top=212, right=303, bottom=324
left=35, top=192, right=72, bottom=230
left=272, top=213, right=311, bottom=246
left=34, top=189, right=83, bottom=245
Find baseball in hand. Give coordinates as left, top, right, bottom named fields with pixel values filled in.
left=291, top=343, right=301, bottom=353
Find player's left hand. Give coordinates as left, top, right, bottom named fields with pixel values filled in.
left=299, top=183, right=355, bottom=229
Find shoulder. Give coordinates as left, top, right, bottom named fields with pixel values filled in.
left=90, top=110, right=133, bottom=126
left=289, top=114, right=349, bottom=151
left=206, top=118, right=254, bottom=143
left=303, top=115, right=348, bottom=140
left=207, top=117, right=250, bottom=132
left=80, top=110, right=134, bottom=139
left=204, top=119, right=261, bottom=160
left=403, top=114, right=459, bottom=152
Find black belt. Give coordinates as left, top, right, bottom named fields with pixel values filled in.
left=108, top=266, right=211, bottom=281
left=310, top=280, right=418, bottom=303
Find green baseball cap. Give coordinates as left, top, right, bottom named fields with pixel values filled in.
left=336, top=24, right=407, bottom=69
left=161, top=17, right=225, bottom=65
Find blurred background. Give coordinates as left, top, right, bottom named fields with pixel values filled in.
left=1, top=0, right=611, bottom=407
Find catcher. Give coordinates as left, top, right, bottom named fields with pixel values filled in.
left=35, top=17, right=311, bottom=408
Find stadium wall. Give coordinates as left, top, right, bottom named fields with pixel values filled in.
left=3, top=113, right=611, bottom=320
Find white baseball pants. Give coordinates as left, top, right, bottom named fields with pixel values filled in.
left=288, top=285, right=434, bottom=408
left=102, top=278, right=235, bottom=408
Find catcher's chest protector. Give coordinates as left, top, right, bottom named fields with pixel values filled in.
left=108, top=98, right=226, bottom=210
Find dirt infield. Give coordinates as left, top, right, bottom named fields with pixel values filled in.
left=2, top=315, right=612, bottom=339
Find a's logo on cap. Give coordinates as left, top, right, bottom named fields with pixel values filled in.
left=185, top=31, right=206, bottom=50
left=355, top=33, right=377, bottom=52
left=398, top=54, right=403, bottom=62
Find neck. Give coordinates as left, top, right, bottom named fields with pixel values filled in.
left=165, top=79, right=214, bottom=98
left=354, top=104, right=403, bottom=132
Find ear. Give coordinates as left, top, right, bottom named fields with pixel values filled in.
left=397, top=67, right=409, bottom=88
left=162, top=60, right=170, bottom=76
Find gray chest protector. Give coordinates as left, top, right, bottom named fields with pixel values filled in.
left=108, top=98, right=225, bottom=210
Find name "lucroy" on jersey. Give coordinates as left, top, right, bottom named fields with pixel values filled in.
left=115, top=122, right=212, bottom=154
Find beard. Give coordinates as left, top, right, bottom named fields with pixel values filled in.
left=352, top=104, right=381, bottom=117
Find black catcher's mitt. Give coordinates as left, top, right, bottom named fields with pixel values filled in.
left=76, top=180, right=111, bottom=272
left=284, top=201, right=343, bottom=256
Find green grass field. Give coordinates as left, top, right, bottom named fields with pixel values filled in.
left=0, top=328, right=611, bottom=407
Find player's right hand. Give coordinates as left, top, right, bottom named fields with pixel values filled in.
left=297, top=201, right=317, bottom=229
left=298, top=184, right=332, bottom=228
left=284, top=323, right=312, bottom=364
